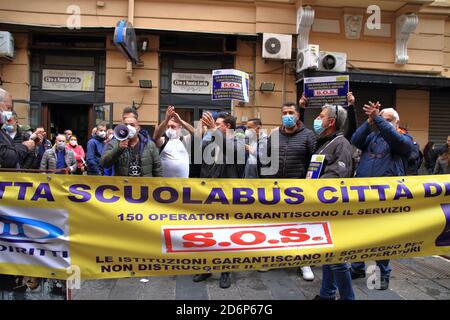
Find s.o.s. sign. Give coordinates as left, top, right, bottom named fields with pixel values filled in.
left=162, top=223, right=333, bottom=253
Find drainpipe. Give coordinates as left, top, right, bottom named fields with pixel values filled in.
left=253, top=40, right=258, bottom=118
left=282, top=61, right=286, bottom=104
left=126, top=0, right=135, bottom=83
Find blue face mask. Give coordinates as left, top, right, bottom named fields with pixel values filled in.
left=3, top=124, right=14, bottom=133
left=282, top=115, right=297, bottom=128
left=313, top=119, right=325, bottom=135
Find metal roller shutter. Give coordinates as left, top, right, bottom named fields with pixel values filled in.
left=429, top=91, right=450, bottom=146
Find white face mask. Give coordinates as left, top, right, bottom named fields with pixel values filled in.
left=127, top=125, right=137, bottom=139
left=98, top=131, right=106, bottom=139
left=165, top=128, right=178, bottom=139
left=70, top=140, right=77, bottom=146
left=57, top=142, right=66, bottom=150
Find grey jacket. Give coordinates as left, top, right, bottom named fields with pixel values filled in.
left=101, top=133, right=163, bottom=177
left=314, top=132, right=354, bottom=179
left=40, top=147, right=77, bottom=173
left=433, top=157, right=450, bottom=174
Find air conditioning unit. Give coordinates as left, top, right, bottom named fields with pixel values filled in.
left=318, top=51, right=347, bottom=72
left=262, top=33, right=292, bottom=60
left=296, top=44, right=319, bottom=72
left=0, top=31, right=14, bottom=61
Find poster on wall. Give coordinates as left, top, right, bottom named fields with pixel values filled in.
left=303, top=75, right=349, bottom=107
left=42, top=69, right=95, bottom=92
left=212, top=69, right=249, bottom=102
left=171, top=73, right=212, bottom=94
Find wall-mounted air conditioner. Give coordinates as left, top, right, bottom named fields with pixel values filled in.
left=318, top=51, right=347, bottom=72
left=296, top=44, right=319, bottom=72
left=0, top=32, right=14, bottom=61
left=262, top=33, right=292, bottom=60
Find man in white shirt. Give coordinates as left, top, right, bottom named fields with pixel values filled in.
left=153, top=106, right=194, bottom=178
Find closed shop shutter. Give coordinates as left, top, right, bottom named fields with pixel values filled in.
left=350, top=84, right=396, bottom=127
left=429, top=91, right=450, bottom=146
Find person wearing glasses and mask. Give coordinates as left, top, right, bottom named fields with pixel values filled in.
left=350, top=101, right=413, bottom=290
left=40, top=134, right=77, bottom=174
left=0, top=88, right=44, bottom=168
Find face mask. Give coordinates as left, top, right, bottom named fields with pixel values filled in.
left=1, top=111, right=12, bottom=124
left=57, top=142, right=66, bottom=150
left=245, top=130, right=257, bottom=140
left=70, top=140, right=77, bottom=146
left=108, top=134, right=114, bottom=140
left=127, top=125, right=137, bottom=139
left=98, top=131, right=106, bottom=139
left=313, top=119, right=325, bottom=135
left=282, top=115, right=297, bottom=129
left=165, top=128, right=178, bottom=139
left=3, top=124, right=15, bottom=133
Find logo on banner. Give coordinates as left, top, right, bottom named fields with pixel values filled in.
left=162, top=222, right=333, bottom=253
left=0, top=215, right=64, bottom=244
left=0, top=207, right=71, bottom=269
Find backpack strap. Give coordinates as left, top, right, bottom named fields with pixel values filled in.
left=159, top=133, right=184, bottom=154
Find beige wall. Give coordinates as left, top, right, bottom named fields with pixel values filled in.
left=1, top=1, right=449, bottom=130
left=444, top=18, right=450, bottom=76
left=234, top=40, right=297, bottom=129
left=105, top=34, right=160, bottom=125
left=0, top=0, right=448, bottom=77
left=309, top=8, right=445, bottom=74
left=0, top=32, right=30, bottom=124
left=395, top=89, right=430, bottom=147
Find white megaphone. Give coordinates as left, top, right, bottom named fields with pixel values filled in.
left=113, top=124, right=137, bottom=141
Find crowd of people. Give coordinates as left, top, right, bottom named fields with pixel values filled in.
left=1, top=85, right=450, bottom=299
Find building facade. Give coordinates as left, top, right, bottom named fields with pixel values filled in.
left=1, top=0, right=450, bottom=147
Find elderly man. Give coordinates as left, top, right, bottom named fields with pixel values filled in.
left=350, top=102, right=413, bottom=290
left=311, top=103, right=355, bottom=300
left=40, top=134, right=77, bottom=174
left=0, top=88, right=43, bottom=168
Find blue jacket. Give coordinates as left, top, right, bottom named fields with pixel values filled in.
left=351, top=115, right=413, bottom=177
left=86, top=136, right=105, bottom=175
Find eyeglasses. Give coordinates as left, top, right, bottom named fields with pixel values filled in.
left=333, top=105, right=339, bottom=129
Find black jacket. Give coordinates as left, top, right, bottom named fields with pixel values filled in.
left=0, top=129, right=28, bottom=168
left=200, top=130, right=245, bottom=178
left=314, top=132, right=354, bottom=179
left=264, top=124, right=316, bottom=178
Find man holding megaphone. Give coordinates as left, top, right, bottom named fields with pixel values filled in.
left=101, top=116, right=163, bottom=177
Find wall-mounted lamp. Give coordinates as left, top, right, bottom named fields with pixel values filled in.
left=139, top=80, right=152, bottom=89
left=260, top=82, right=275, bottom=92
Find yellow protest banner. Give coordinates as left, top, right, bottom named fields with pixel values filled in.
left=0, top=172, right=449, bottom=280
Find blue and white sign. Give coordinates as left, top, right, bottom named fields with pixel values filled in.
left=0, top=206, right=70, bottom=269
left=212, top=69, right=249, bottom=102
left=304, top=75, right=349, bottom=108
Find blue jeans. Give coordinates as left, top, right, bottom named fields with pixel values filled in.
left=351, top=260, right=391, bottom=279
left=320, top=263, right=355, bottom=300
